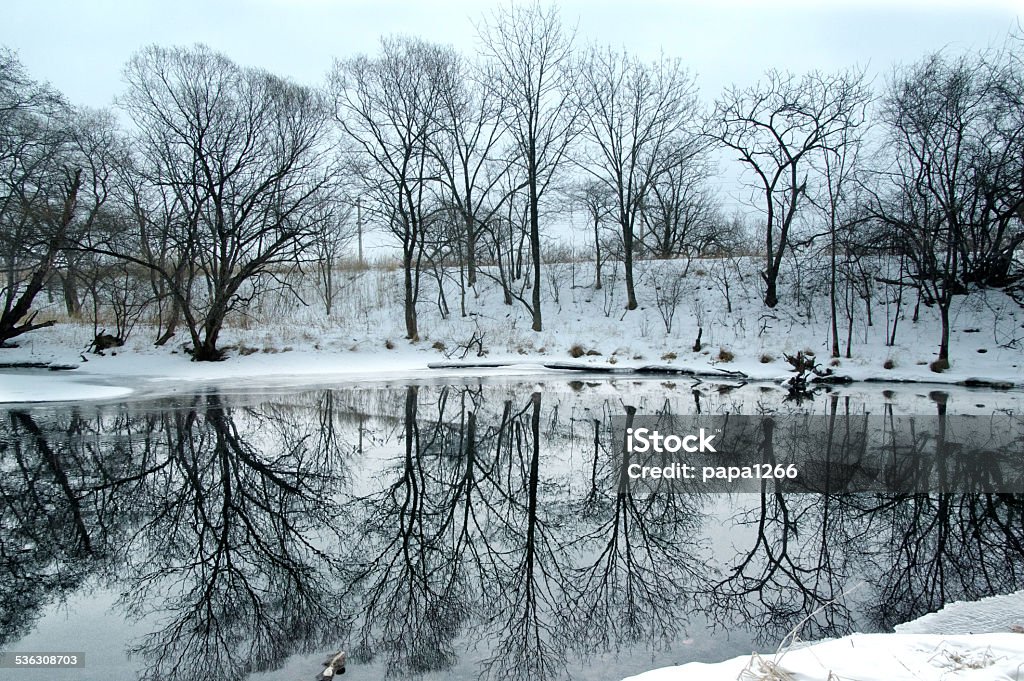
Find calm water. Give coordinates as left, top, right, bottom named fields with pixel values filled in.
left=2, top=376, right=1023, bottom=681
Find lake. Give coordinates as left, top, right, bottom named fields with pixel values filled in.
left=2, top=375, right=1023, bottom=681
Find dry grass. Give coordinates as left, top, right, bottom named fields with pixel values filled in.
left=717, top=347, right=735, bottom=362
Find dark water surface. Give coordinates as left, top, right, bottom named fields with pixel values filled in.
left=2, top=376, right=1023, bottom=681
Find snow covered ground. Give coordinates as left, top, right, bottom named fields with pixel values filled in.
left=625, top=591, right=1024, bottom=681
left=1, top=256, right=1022, bottom=403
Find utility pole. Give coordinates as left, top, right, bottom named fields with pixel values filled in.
left=356, top=197, right=363, bottom=265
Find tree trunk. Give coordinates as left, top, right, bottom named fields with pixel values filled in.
left=762, top=268, right=779, bottom=309
left=193, top=312, right=226, bottom=361
left=529, top=177, right=542, bottom=332
left=623, top=219, right=637, bottom=310
left=403, top=249, right=418, bottom=340
left=829, top=236, right=839, bottom=358
left=938, top=302, right=950, bottom=363
left=61, top=268, right=82, bottom=317
left=465, top=212, right=477, bottom=288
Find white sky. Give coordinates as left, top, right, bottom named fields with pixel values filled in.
left=3, top=0, right=1020, bottom=108
left=2, top=0, right=1020, bottom=220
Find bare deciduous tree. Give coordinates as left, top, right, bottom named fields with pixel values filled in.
left=97, top=45, right=336, bottom=361
left=0, top=49, right=76, bottom=345
left=642, top=147, right=720, bottom=260
left=477, top=2, right=580, bottom=332
left=868, top=52, right=1016, bottom=368
left=711, top=69, right=870, bottom=308
left=577, top=47, right=700, bottom=310
left=332, top=37, right=453, bottom=341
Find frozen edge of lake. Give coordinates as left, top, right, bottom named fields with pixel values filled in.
left=0, top=347, right=1020, bottom=404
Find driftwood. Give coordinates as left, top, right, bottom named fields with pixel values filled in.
left=426, top=361, right=749, bottom=380
left=89, top=331, right=124, bottom=355
left=317, top=651, right=346, bottom=677
left=0, top=362, right=77, bottom=371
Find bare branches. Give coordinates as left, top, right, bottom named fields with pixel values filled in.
left=576, top=47, right=701, bottom=309
left=477, top=2, right=580, bottom=332
left=109, top=44, right=337, bottom=360
left=709, top=68, right=871, bottom=308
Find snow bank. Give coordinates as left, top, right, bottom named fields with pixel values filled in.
left=896, top=591, right=1024, bottom=636
left=626, top=592, right=1024, bottom=681
left=624, top=632, right=1024, bottom=680
left=2, top=255, right=1023, bottom=402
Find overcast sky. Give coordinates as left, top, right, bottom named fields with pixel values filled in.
left=3, top=0, right=1020, bottom=109
left=2, top=0, right=1020, bottom=223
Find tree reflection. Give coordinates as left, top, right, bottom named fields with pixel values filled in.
left=705, top=398, right=868, bottom=643
left=568, top=403, right=709, bottom=654
left=854, top=492, right=1024, bottom=629
left=0, top=409, right=108, bottom=644
left=119, top=392, right=352, bottom=681
left=3, top=382, right=1024, bottom=681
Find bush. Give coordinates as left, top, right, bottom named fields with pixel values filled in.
left=717, top=347, right=735, bottom=362
left=569, top=344, right=586, bottom=358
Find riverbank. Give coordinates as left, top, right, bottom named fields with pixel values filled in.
left=625, top=591, right=1024, bottom=681
left=2, top=256, right=1022, bottom=402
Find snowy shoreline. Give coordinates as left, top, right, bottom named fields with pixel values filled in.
left=3, top=255, right=1023, bottom=404
left=1, top=344, right=1021, bottom=404
left=626, top=591, right=1024, bottom=681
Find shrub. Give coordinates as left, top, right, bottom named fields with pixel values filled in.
left=883, top=358, right=895, bottom=370
left=661, top=351, right=677, bottom=361
left=759, top=353, right=773, bottom=364
left=569, top=344, right=585, bottom=358
left=717, top=347, right=735, bottom=362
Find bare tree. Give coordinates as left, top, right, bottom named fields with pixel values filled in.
left=0, top=49, right=78, bottom=345
left=868, top=50, right=1021, bottom=367
left=477, top=2, right=580, bottom=332
left=711, top=69, right=870, bottom=308
left=98, top=44, right=336, bottom=361
left=331, top=37, right=453, bottom=341
left=806, top=78, right=871, bottom=358
left=570, top=178, right=615, bottom=289
left=576, top=47, right=700, bottom=310
left=431, top=55, right=519, bottom=291
left=642, top=146, right=720, bottom=260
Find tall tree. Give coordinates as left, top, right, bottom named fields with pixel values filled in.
left=711, top=69, right=870, bottom=308
left=331, top=37, right=453, bottom=341
left=477, top=2, right=580, bottom=332
left=577, top=47, right=699, bottom=310
left=100, top=44, right=336, bottom=361
left=431, top=55, right=517, bottom=291
left=870, top=52, right=1013, bottom=367
left=642, top=145, right=720, bottom=260
left=0, top=49, right=75, bottom=345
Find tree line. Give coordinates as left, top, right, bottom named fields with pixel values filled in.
left=1, top=5, right=1022, bottom=362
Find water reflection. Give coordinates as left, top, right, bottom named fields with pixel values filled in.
left=1, top=380, right=1023, bottom=681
